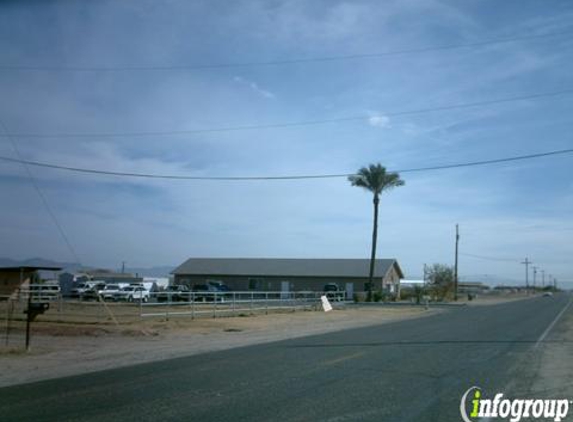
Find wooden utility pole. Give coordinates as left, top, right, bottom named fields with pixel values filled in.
left=521, top=258, right=531, bottom=294
left=454, top=224, right=459, bottom=301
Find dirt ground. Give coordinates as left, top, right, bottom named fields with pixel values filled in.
left=0, top=306, right=437, bottom=387
left=0, top=293, right=536, bottom=388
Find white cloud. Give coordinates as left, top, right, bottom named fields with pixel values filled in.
left=233, top=76, right=275, bottom=99
left=368, top=113, right=391, bottom=128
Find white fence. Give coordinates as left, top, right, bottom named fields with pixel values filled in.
left=0, top=289, right=349, bottom=326
left=140, top=290, right=349, bottom=319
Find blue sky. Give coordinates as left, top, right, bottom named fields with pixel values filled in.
left=0, top=0, right=572, bottom=286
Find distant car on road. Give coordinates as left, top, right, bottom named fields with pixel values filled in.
left=115, top=286, right=150, bottom=302
left=543, top=291, right=554, bottom=297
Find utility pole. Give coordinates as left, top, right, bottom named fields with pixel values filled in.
left=541, top=270, right=545, bottom=287
left=521, top=258, right=531, bottom=294
left=121, top=261, right=125, bottom=274
left=532, top=266, right=538, bottom=292
left=454, top=224, right=459, bottom=301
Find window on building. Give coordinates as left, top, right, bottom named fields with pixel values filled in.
left=248, top=278, right=263, bottom=290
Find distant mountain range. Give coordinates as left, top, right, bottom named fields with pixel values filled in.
left=0, top=257, right=175, bottom=278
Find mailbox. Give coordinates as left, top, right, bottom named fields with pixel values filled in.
left=24, top=302, right=50, bottom=321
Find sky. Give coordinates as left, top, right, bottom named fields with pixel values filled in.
left=0, top=0, right=572, bottom=286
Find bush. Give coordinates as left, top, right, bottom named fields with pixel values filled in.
left=399, top=289, right=416, bottom=301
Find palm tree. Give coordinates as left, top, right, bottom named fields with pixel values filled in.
left=349, top=164, right=404, bottom=301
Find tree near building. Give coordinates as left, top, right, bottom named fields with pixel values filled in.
left=348, top=163, right=405, bottom=301
left=426, top=263, right=455, bottom=301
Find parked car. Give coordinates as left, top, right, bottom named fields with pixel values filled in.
left=157, top=285, right=191, bottom=302
left=70, top=282, right=97, bottom=299
left=100, top=284, right=125, bottom=301
left=323, top=283, right=345, bottom=301
left=206, top=280, right=230, bottom=291
left=192, top=284, right=226, bottom=302
left=207, top=281, right=232, bottom=298
left=82, top=282, right=107, bottom=301
left=115, top=286, right=150, bottom=302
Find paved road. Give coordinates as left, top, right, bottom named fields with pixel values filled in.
left=1, top=294, right=571, bottom=422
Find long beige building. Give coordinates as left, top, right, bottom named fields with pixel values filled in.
left=172, top=258, right=404, bottom=296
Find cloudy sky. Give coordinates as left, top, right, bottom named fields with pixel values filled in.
left=1, top=0, right=572, bottom=286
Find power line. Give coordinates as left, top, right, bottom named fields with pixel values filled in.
left=1, top=29, right=571, bottom=72
left=395, top=148, right=573, bottom=173
left=2, top=88, right=573, bottom=139
left=0, top=148, right=571, bottom=181
left=462, top=252, right=521, bottom=263
left=0, top=121, right=82, bottom=265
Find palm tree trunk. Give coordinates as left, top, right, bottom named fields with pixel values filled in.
left=367, top=194, right=379, bottom=301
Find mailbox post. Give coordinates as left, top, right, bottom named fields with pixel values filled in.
left=24, top=294, right=49, bottom=351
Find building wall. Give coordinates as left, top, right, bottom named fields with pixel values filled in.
left=381, top=265, right=402, bottom=293
left=174, top=264, right=401, bottom=293
left=58, top=272, right=75, bottom=296
left=0, top=271, right=32, bottom=298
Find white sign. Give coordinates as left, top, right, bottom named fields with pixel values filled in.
left=321, top=295, right=333, bottom=312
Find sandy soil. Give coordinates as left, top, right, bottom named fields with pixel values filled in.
left=0, top=306, right=437, bottom=387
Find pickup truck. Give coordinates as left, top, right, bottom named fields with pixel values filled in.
left=156, top=285, right=191, bottom=302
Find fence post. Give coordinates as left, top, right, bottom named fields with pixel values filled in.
left=213, top=292, right=217, bottom=318
left=190, top=294, right=195, bottom=319
left=232, top=292, right=236, bottom=316
left=98, top=299, right=103, bottom=323
left=265, top=292, right=268, bottom=315
left=250, top=292, right=254, bottom=314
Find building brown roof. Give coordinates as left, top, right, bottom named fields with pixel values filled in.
left=173, top=258, right=403, bottom=279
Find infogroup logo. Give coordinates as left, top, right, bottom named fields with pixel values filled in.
left=460, top=386, right=571, bottom=422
